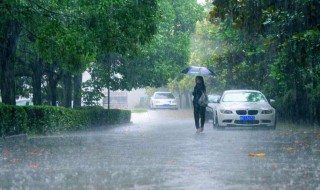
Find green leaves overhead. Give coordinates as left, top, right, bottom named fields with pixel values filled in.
left=1, top=0, right=202, bottom=106
left=85, top=0, right=203, bottom=92
left=207, top=0, right=320, bottom=124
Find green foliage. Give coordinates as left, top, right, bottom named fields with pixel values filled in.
left=207, top=0, right=320, bottom=124
left=0, top=105, right=27, bottom=136
left=0, top=104, right=131, bottom=137
left=137, top=0, right=204, bottom=88
left=83, top=0, right=204, bottom=103
left=1, top=0, right=158, bottom=106
left=131, top=109, right=148, bottom=113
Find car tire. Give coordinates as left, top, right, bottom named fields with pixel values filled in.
left=271, top=114, right=277, bottom=130
left=213, top=113, right=224, bottom=130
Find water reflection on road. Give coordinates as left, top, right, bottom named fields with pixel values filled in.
left=0, top=110, right=320, bottom=190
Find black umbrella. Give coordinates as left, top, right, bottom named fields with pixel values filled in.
left=181, top=66, right=216, bottom=76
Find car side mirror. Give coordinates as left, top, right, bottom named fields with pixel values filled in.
left=269, top=99, right=275, bottom=103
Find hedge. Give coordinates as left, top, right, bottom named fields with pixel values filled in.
left=0, top=105, right=131, bottom=137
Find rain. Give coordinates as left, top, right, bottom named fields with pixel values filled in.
left=1, top=0, right=320, bottom=189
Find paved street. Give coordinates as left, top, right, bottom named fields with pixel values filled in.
left=1, top=110, right=320, bottom=190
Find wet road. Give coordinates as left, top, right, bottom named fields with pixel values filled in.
left=1, top=110, right=320, bottom=190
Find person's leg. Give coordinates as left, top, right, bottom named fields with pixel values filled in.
left=200, top=106, right=206, bottom=129
left=194, top=106, right=200, bottom=129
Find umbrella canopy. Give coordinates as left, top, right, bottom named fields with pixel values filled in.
left=181, top=66, right=216, bottom=76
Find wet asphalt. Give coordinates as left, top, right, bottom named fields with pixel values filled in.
left=1, top=110, right=320, bottom=190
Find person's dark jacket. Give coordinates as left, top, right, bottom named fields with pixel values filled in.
left=192, top=83, right=206, bottom=107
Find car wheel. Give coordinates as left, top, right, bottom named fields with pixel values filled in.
left=213, top=113, right=218, bottom=128
left=271, top=115, right=277, bottom=130
left=213, top=113, right=224, bottom=130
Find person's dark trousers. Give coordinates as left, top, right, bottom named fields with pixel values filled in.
left=194, top=105, right=206, bottom=129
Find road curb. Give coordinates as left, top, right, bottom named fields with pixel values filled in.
left=0, top=134, right=28, bottom=144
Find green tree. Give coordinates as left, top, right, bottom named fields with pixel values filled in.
left=207, top=0, right=320, bottom=124
left=84, top=0, right=203, bottom=104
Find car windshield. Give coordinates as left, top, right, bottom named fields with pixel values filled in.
left=154, top=93, right=175, bottom=99
left=208, top=95, right=220, bottom=103
left=222, top=92, right=267, bottom=102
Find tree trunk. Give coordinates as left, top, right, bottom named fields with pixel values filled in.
left=73, top=74, right=82, bottom=108
left=63, top=72, right=72, bottom=108
left=48, top=73, right=58, bottom=106
left=184, top=91, right=191, bottom=109
left=31, top=56, right=43, bottom=105
left=47, top=64, right=60, bottom=106
left=0, top=20, right=21, bottom=105
left=178, top=93, right=182, bottom=109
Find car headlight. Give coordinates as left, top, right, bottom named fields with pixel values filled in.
left=220, top=109, right=233, bottom=114
left=261, top=110, right=273, bottom=114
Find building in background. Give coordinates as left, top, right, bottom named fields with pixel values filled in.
left=101, top=89, right=147, bottom=110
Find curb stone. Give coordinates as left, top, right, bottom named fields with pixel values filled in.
left=0, top=134, right=28, bottom=144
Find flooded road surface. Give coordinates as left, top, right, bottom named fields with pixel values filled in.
left=1, top=110, right=320, bottom=190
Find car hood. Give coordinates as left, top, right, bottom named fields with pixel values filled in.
left=207, top=103, right=218, bottom=108
left=218, top=102, right=274, bottom=110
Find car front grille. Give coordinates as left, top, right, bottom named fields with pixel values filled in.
left=248, top=110, right=258, bottom=115
left=234, top=120, right=259, bottom=125
left=236, top=110, right=247, bottom=115
left=236, top=110, right=259, bottom=115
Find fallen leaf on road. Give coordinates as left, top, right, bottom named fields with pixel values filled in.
left=280, top=132, right=290, bottom=136
left=1, top=150, right=11, bottom=154
left=286, top=147, right=296, bottom=152
left=31, top=148, right=45, bottom=156
left=31, top=164, right=39, bottom=169
left=248, top=153, right=266, bottom=158
left=10, top=159, right=20, bottom=164
left=293, top=141, right=309, bottom=147
left=313, top=149, right=320, bottom=152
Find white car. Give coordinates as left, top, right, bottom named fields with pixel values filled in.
left=213, top=90, right=276, bottom=129
left=16, top=99, right=33, bottom=106
left=150, top=92, right=177, bottom=110
left=206, top=94, right=221, bottom=122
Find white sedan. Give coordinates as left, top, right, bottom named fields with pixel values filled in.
left=213, top=90, right=276, bottom=129
left=150, top=92, right=178, bottom=110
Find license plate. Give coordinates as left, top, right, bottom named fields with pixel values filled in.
left=240, top=116, right=255, bottom=121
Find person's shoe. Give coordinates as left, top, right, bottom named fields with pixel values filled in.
left=200, top=128, right=204, bottom=132
left=196, top=128, right=201, bottom=133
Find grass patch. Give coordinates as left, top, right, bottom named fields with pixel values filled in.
left=277, top=122, right=319, bottom=130
left=131, top=109, right=148, bottom=113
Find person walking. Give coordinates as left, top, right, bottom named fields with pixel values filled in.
left=192, top=76, right=206, bottom=133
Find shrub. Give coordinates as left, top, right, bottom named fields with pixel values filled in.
left=0, top=105, right=27, bottom=136
left=0, top=105, right=131, bottom=137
